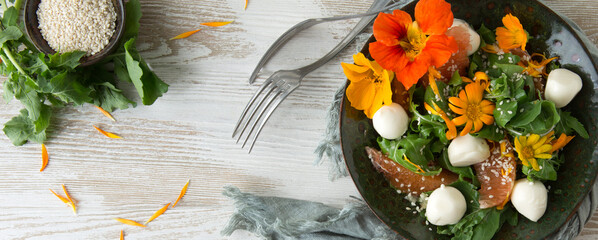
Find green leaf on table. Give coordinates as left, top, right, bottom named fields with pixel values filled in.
left=114, top=56, right=131, bottom=82
left=124, top=38, right=169, bottom=105
left=123, top=0, right=142, bottom=40
left=2, top=7, right=18, bottom=27
left=38, top=71, right=93, bottom=105
left=92, top=82, right=136, bottom=112
left=48, top=51, right=86, bottom=69
left=14, top=84, right=42, bottom=121
left=0, top=26, right=22, bottom=45
left=3, top=108, right=49, bottom=146
left=33, top=104, right=52, bottom=133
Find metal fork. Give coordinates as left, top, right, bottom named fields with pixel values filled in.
left=233, top=0, right=408, bottom=152
left=248, top=0, right=405, bottom=84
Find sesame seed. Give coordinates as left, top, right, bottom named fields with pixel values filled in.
left=37, top=0, right=117, bottom=56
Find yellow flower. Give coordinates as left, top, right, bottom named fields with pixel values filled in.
left=514, top=132, right=553, bottom=171
left=518, top=53, right=559, bottom=77
left=342, top=53, right=394, bottom=118
left=496, top=14, right=528, bottom=52
left=448, top=82, right=495, bottom=136
left=462, top=71, right=490, bottom=91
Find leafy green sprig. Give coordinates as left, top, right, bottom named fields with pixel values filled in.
left=0, top=0, right=168, bottom=146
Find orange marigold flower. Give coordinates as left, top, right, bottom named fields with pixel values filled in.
left=518, top=53, right=558, bottom=77
left=342, top=53, right=394, bottom=118
left=496, top=14, right=528, bottom=52
left=449, top=82, right=495, bottom=136
left=369, top=0, right=458, bottom=90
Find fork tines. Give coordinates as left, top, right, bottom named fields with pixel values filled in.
left=232, top=77, right=294, bottom=153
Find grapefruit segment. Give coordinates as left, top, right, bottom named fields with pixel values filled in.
left=473, top=140, right=517, bottom=209
left=437, top=22, right=471, bottom=81
left=366, top=147, right=459, bottom=195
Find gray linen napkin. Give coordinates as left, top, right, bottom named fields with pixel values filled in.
left=222, top=6, right=598, bottom=240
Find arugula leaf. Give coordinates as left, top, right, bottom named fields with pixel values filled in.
left=0, top=26, right=22, bottom=45
left=14, top=83, right=42, bottom=121
left=378, top=137, right=442, bottom=176
left=493, top=98, right=517, bottom=127
left=124, top=38, right=169, bottom=105
left=37, top=72, right=93, bottom=105
left=92, top=82, right=136, bottom=112
left=556, top=111, right=589, bottom=138
left=477, top=24, right=495, bottom=44
left=508, top=100, right=542, bottom=127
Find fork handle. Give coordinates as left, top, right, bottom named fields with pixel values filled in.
left=298, top=0, right=405, bottom=75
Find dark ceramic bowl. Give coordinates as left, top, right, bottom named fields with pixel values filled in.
left=23, top=0, right=125, bottom=67
left=340, top=0, right=598, bottom=239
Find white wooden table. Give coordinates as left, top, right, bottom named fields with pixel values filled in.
left=0, top=0, right=596, bottom=239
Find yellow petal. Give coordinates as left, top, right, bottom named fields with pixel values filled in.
left=526, top=134, right=540, bottom=146
left=200, top=21, right=234, bottom=27
left=170, top=29, right=201, bottom=40
left=114, top=218, right=146, bottom=227
left=145, top=203, right=171, bottom=224
left=93, top=125, right=122, bottom=139
left=95, top=106, right=116, bottom=122
left=62, top=184, right=77, bottom=214
left=40, top=144, right=48, bottom=172
left=172, top=180, right=190, bottom=208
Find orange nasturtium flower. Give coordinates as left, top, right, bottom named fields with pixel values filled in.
left=369, top=0, right=458, bottom=90
left=449, top=82, right=495, bottom=136
left=496, top=14, right=528, bottom=52
left=342, top=53, right=394, bottom=119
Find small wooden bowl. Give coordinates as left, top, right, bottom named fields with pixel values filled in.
left=23, top=0, right=126, bottom=67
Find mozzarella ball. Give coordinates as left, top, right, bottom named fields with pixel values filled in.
left=545, top=68, right=582, bottom=108
left=511, top=179, right=548, bottom=222
left=448, top=134, right=490, bottom=167
left=426, top=185, right=467, bottom=225
left=451, top=19, right=481, bottom=56
left=372, top=103, right=409, bottom=140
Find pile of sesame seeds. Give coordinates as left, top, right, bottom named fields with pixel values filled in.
left=37, top=0, right=117, bottom=56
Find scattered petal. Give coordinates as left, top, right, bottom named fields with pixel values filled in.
left=170, top=29, right=201, bottom=40
left=145, top=203, right=171, bottom=224
left=120, top=230, right=124, bottom=240
left=244, top=0, right=248, bottom=10
left=93, top=125, right=122, bottom=139
left=114, top=218, right=146, bottom=227
left=172, top=179, right=190, bottom=208
left=50, top=189, right=69, bottom=204
left=201, top=21, right=234, bottom=27
left=40, top=144, right=48, bottom=172
left=62, top=184, right=77, bottom=214
left=95, top=106, right=116, bottom=122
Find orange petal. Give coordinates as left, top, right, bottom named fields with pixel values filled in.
left=93, top=125, right=122, bottom=139
left=244, top=0, right=248, bottom=10
left=114, top=218, right=146, bottom=228
left=200, top=21, right=234, bottom=27
left=62, top=184, right=77, bottom=214
left=372, top=10, right=411, bottom=46
left=449, top=103, right=465, bottom=115
left=396, top=55, right=431, bottom=90
left=369, top=41, right=409, bottom=73
left=50, top=189, right=69, bottom=204
left=428, top=67, right=441, bottom=97
left=95, top=106, right=116, bottom=122
left=172, top=179, right=190, bottom=208
left=551, top=134, right=574, bottom=153
left=120, top=230, right=124, bottom=240
left=460, top=120, right=473, bottom=136
left=414, top=0, right=454, bottom=35
left=145, top=203, right=171, bottom=225
left=40, top=144, right=48, bottom=172
left=170, top=29, right=201, bottom=40
left=422, top=34, right=459, bottom=68
left=453, top=115, right=467, bottom=126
